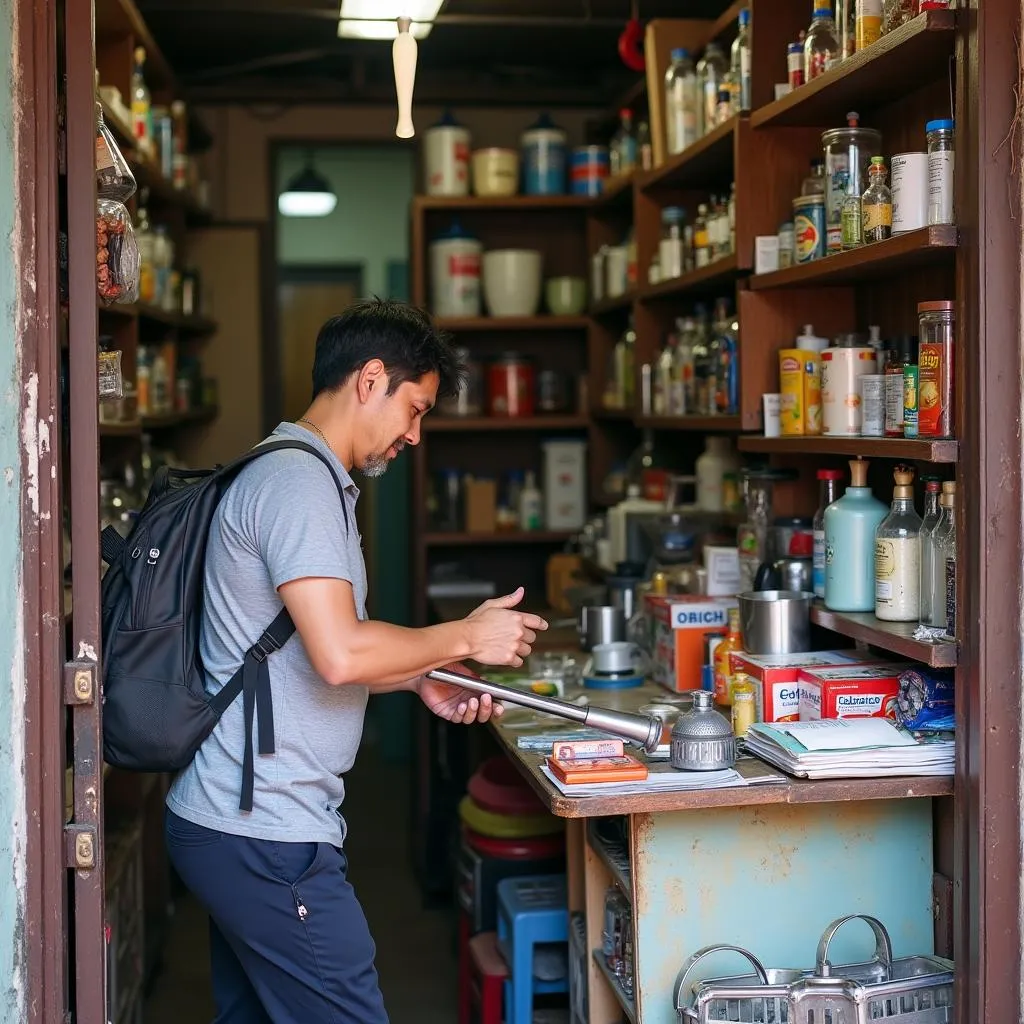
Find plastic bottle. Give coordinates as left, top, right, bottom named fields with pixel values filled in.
left=664, top=49, right=699, bottom=155
left=610, top=109, right=637, bottom=177
left=804, top=7, right=839, bottom=81
left=696, top=42, right=729, bottom=135
left=696, top=436, right=740, bottom=512
left=823, top=458, right=888, bottom=612
left=518, top=471, right=543, bottom=531
left=731, top=9, right=752, bottom=111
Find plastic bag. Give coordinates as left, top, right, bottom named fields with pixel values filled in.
left=96, top=199, right=140, bottom=306
left=95, top=102, right=137, bottom=202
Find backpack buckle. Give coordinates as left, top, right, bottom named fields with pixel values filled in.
left=250, top=630, right=282, bottom=663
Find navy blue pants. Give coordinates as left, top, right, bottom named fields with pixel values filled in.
left=166, top=810, right=389, bottom=1023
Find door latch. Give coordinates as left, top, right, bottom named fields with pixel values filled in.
left=64, top=825, right=96, bottom=870
left=63, top=661, right=96, bottom=705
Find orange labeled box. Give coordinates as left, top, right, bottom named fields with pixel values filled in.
left=646, top=594, right=736, bottom=692
left=798, top=662, right=906, bottom=720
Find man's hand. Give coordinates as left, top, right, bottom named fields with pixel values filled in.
left=417, top=663, right=505, bottom=725
left=463, top=587, right=548, bottom=668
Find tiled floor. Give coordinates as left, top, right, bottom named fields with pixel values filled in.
left=144, top=736, right=459, bottom=1023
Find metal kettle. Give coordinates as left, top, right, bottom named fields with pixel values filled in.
left=669, top=690, right=736, bottom=771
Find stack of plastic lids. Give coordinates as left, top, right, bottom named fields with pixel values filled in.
left=459, top=756, right=563, bottom=840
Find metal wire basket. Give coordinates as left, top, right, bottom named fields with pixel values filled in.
left=675, top=916, right=954, bottom=1024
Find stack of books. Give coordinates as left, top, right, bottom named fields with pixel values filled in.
left=745, top=718, right=955, bottom=779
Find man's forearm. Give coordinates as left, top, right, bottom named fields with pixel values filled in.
left=332, top=619, right=472, bottom=688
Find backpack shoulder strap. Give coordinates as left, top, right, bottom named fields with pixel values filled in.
left=210, top=435, right=353, bottom=811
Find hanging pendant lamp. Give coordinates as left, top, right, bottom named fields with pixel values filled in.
left=278, top=153, right=337, bottom=217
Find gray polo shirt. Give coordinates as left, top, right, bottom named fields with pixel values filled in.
left=167, top=422, right=368, bottom=847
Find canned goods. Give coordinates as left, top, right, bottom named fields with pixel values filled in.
left=487, top=353, right=535, bottom=418
left=520, top=114, right=567, bottom=195
left=792, top=195, right=826, bottom=263
left=860, top=374, right=886, bottom=437
left=570, top=145, right=610, bottom=196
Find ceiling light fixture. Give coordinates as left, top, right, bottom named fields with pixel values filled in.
left=278, top=155, right=337, bottom=217
left=337, top=0, right=442, bottom=40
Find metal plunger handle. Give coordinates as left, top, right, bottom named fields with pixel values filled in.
left=426, top=667, right=663, bottom=752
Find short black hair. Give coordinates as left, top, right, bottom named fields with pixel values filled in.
left=311, top=298, right=464, bottom=400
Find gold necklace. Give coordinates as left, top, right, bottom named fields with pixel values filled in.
left=296, top=417, right=333, bottom=455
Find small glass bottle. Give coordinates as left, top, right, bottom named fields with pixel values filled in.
left=731, top=675, right=757, bottom=737
left=713, top=607, right=742, bottom=707
left=918, top=478, right=943, bottom=624
left=613, top=317, right=637, bottom=410
left=813, top=468, right=844, bottom=598
left=697, top=42, right=729, bottom=136
left=731, top=9, right=752, bottom=111
left=659, top=206, right=686, bottom=279
left=653, top=331, right=677, bottom=415
left=130, top=45, right=152, bottom=149
left=727, top=182, right=736, bottom=253
left=716, top=85, right=733, bottom=126
left=875, top=465, right=922, bottom=622
left=672, top=318, right=695, bottom=414
left=804, top=7, right=839, bottom=82
left=855, top=0, right=884, bottom=50
left=924, top=482, right=956, bottom=628
left=862, top=156, right=893, bottom=243
left=926, top=118, right=955, bottom=226
left=664, top=49, right=699, bottom=155
left=840, top=189, right=862, bottom=251
left=941, top=490, right=958, bottom=640
left=636, top=120, right=653, bottom=172
left=694, top=203, right=710, bottom=267
left=610, top=109, right=637, bottom=177
left=802, top=157, right=827, bottom=196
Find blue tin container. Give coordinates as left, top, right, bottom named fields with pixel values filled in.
left=570, top=145, right=609, bottom=196
left=792, top=194, right=827, bottom=263
left=520, top=113, right=567, bottom=195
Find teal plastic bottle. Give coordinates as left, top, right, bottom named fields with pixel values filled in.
left=824, top=459, right=888, bottom=612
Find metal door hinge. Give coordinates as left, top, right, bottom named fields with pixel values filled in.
left=64, top=661, right=96, bottom=705
left=64, top=825, right=97, bottom=870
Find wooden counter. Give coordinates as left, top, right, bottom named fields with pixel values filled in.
left=490, top=681, right=953, bottom=818
left=488, top=682, right=948, bottom=1024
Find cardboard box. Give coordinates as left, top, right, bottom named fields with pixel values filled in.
left=729, top=650, right=869, bottom=723
left=646, top=594, right=736, bottom=692
left=704, top=545, right=741, bottom=596
left=779, top=348, right=822, bottom=437
left=798, top=662, right=906, bottom=720
left=464, top=478, right=497, bottom=533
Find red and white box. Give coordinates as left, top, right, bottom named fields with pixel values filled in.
left=646, top=594, right=736, bottom=692
left=729, top=651, right=867, bottom=723
left=798, top=662, right=907, bottom=721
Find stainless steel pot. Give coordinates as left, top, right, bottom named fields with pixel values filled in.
left=579, top=605, right=626, bottom=651
left=753, top=556, right=813, bottom=593
left=737, top=589, right=814, bottom=655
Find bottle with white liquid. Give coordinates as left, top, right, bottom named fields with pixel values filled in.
left=875, top=465, right=922, bottom=622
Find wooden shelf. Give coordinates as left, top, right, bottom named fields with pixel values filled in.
left=592, top=952, right=637, bottom=1024
left=589, top=291, right=636, bottom=316
left=423, top=530, right=574, bottom=547
left=638, top=414, right=744, bottom=432
left=750, top=227, right=957, bottom=290
left=810, top=604, right=958, bottom=668
left=637, top=254, right=741, bottom=301
left=592, top=172, right=635, bottom=208
left=99, top=301, right=218, bottom=334
left=586, top=820, right=632, bottom=895
left=434, top=315, right=589, bottom=331
left=591, top=407, right=636, bottom=422
left=100, top=406, right=218, bottom=437
left=130, top=159, right=211, bottom=225
left=738, top=434, right=958, bottom=463
left=414, top=194, right=592, bottom=212
left=425, top=415, right=589, bottom=432
left=638, top=116, right=738, bottom=193
left=750, top=10, right=957, bottom=128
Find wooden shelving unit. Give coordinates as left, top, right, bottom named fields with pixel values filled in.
left=590, top=292, right=636, bottom=316
left=750, top=10, right=957, bottom=128
left=810, top=605, right=958, bottom=668
left=739, top=434, right=959, bottom=463
left=749, top=227, right=957, bottom=290
left=434, top=315, right=589, bottom=332
left=592, top=952, right=637, bottom=1024
left=637, top=254, right=741, bottom=302
left=637, top=414, right=744, bottom=432
left=637, top=116, right=738, bottom=193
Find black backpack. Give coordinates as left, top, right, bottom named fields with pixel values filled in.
left=100, top=438, right=349, bottom=811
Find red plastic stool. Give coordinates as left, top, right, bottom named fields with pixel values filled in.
left=469, top=931, right=508, bottom=1024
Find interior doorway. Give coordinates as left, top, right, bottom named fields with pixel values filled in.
left=277, top=265, right=363, bottom=424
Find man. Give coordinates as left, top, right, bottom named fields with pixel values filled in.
left=165, top=298, right=547, bottom=1023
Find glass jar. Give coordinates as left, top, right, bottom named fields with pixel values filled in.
left=917, top=300, right=954, bottom=438
left=437, top=347, right=482, bottom=417
left=804, top=7, right=839, bottom=82
left=926, top=118, right=955, bottom=226
left=883, top=0, right=918, bottom=31
left=659, top=206, right=686, bottom=280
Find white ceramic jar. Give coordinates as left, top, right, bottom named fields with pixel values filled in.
left=429, top=224, right=483, bottom=318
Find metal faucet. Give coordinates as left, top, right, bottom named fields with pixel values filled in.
left=426, top=666, right=663, bottom=752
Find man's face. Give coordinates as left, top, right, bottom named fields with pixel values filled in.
left=356, top=371, right=439, bottom=478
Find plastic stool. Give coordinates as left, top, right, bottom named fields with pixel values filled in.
left=496, top=875, right=569, bottom=1024
left=468, top=931, right=508, bottom=1024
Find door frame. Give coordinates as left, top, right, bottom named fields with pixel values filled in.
left=271, top=262, right=365, bottom=434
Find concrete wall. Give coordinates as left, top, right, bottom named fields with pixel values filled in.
left=0, top=0, right=28, bottom=1016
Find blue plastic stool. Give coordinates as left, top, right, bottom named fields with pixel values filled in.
left=496, top=874, right=569, bottom=1024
